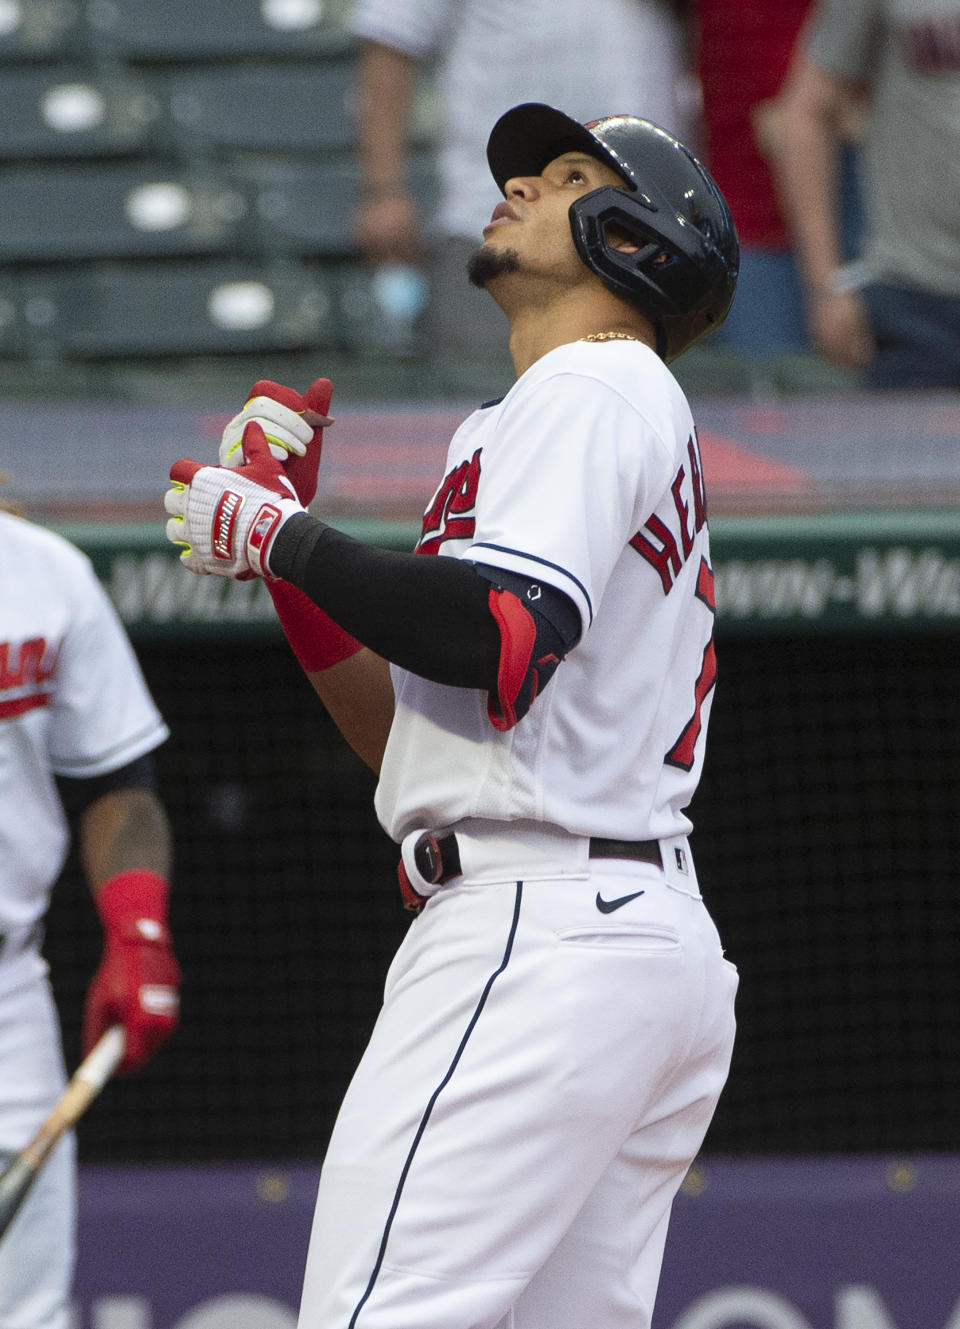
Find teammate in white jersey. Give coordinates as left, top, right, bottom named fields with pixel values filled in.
left=0, top=501, right=180, bottom=1329
left=165, top=102, right=740, bottom=1329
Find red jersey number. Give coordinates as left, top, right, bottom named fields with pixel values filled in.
left=665, top=558, right=717, bottom=772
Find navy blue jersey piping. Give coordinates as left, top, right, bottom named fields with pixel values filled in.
left=468, top=543, right=593, bottom=624
left=348, top=881, right=524, bottom=1328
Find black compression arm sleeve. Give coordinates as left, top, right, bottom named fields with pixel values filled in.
left=269, top=513, right=501, bottom=688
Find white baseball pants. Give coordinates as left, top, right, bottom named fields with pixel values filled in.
left=0, top=972, right=75, bottom=1329
left=297, top=849, right=737, bottom=1329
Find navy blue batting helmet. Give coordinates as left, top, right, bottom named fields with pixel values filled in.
left=486, top=102, right=739, bottom=361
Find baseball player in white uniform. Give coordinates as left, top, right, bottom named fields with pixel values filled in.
left=164, top=103, right=740, bottom=1329
left=0, top=501, right=180, bottom=1328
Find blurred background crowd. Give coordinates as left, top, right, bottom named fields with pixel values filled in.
left=0, top=0, right=957, bottom=407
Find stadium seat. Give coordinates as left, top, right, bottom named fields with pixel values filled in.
left=0, top=0, right=85, bottom=61
left=0, top=162, right=248, bottom=262
left=326, top=262, right=431, bottom=361
left=163, top=61, right=355, bottom=155
left=84, top=0, right=352, bottom=60
left=244, top=159, right=358, bottom=256
left=0, top=276, right=25, bottom=356
left=239, top=154, right=436, bottom=257
left=20, top=262, right=336, bottom=358
left=0, top=66, right=160, bottom=159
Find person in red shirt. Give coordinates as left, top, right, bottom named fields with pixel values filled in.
left=695, top=0, right=863, bottom=359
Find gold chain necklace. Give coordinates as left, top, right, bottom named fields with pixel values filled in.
left=580, top=331, right=643, bottom=343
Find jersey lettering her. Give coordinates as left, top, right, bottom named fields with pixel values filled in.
left=417, top=448, right=482, bottom=556
left=629, top=432, right=707, bottom=595
left=0, top=636, right=58, bottom=719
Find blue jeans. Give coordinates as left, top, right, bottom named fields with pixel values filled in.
left=711, top=247, right=808, bottom=354
left=863, top=282, right=960, bottom=389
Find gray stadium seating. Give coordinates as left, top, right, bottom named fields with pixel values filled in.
left=0, top=276, right=25, bottom=356
left=0, top=9, right=431, bottom=374
left=84, top=0, right=352, bottom=60
left=20, top=262, right=336, bottom=357
left=0, top=66, right=161, bottom=159
left=242, top=159, right=360, bottom=256
left=163, top=62, right=355, bottom=156
left=0, top=163, right=247, bottom=261
left=236, top=154, right=435, bottom=257
left=0, top=0, right=84, bottom=61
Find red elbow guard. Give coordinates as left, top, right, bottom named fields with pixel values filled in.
left=486, top=587, right=560, bottom=731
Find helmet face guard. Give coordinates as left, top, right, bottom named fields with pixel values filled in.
left=486, top=103, right=740, bottom=361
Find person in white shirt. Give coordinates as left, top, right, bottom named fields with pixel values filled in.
left=0, top=501, right=179, bottom=1329
left=350, top=0, right=697, bottom=367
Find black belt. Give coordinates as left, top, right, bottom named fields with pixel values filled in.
left=398, top=832, right=662, bottom=912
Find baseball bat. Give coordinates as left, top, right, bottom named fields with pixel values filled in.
left=0, top=1025, right=125, bottom=1242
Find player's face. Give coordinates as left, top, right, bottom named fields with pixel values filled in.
left=471, top=151, right=628, bottom=291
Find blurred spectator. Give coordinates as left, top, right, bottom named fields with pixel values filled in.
left=349, top=0, right=697, bottom=370
left=694, top=0, right=864, bottom=360
left=694, top=0, right=812, bottom=356
left=776, top=0, right=960, bottom=389
left=0, top=491, right=179, bottom=1329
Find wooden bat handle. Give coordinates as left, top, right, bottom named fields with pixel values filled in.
left=19, top=1026, right=126, bottom=1169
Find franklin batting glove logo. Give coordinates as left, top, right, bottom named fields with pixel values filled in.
left=213, top=490, right=244, bottom=560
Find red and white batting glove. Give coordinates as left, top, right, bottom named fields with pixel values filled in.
left=165, top=421, right=305, bottom=579
left=218, top=377, right=360, bottom=667
left=219, top=377, right=333, bottom=506
left=84, top=869, right=181, bottom=1075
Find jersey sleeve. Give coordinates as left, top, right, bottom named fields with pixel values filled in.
left=805, top=0, right=883, bottom=83
left=46, top=550, right=169, bottom=778
left=463, top=371, right=675, bottom=634
left=349, top=0, right=457, bottom=58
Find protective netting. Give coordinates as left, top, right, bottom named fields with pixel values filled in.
left=45, top=630, right=960, bottom=1161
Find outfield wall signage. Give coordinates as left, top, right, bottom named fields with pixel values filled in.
left=72, top=1156, right=959, bottom=1329
left=54, top=512, right=960, bottom=636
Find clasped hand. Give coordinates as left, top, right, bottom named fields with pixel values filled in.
left=164, top=378, right=332, bottom=580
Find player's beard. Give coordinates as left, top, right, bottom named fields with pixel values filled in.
left=467, top=244, right=521, bottom=289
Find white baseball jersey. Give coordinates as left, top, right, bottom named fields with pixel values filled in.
left=375, top=339, right=716, bottom=846
left=300, top=342, right=737, bottom=1329
left=0, top=512, right=169, bottom=1328
left=0, top=511, right=169, bottom=998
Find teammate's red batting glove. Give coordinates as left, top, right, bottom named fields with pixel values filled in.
left=219, top=378, right=333, bottom=506
left=165, top=421, right=306, bottom=579
left=84, top=869, right=181, bottom=1075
